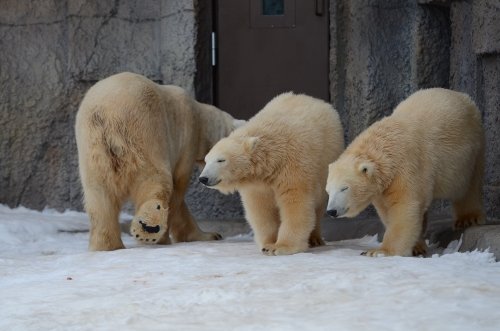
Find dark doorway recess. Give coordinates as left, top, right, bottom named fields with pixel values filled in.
left=214, top=0, right=330, bottom=120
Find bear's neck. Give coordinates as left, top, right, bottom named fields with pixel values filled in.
left=248, top=134, right=287, bottom=182
left=195, top=102, right=232, bottom=162
left=353, top=118, right=406, bottom=191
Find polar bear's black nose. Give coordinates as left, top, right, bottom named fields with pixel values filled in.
left=327, top=209, right=338, bottom=218
left=199, top=176, right=209, bottom=185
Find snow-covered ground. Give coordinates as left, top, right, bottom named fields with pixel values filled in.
left=1, top=205, right=499, bottom=331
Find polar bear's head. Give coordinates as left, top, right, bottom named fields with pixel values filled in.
left=130, top=199, right=169, bottom=244
left=195, top=103, right=246, bottom=167
left=198, top=136, right=258, bottom=194
left=325, top=155, right=377, bottom=218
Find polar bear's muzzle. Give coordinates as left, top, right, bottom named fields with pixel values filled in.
left=198, top=176, right=221, bottom=187
left=326, top=191, right=350, bottom=218
left=326, top=206, right=349, bottom=218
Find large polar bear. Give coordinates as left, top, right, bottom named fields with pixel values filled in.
left=75, top=72, right=243, bottom=251
left=326, top=88, right=485, bottom=257
left=199, top=92, right=345, bottom=255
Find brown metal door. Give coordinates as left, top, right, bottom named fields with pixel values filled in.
left=214, top=0, right=329, bottom=120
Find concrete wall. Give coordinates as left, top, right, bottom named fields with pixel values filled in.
left=1, top=0, right=498, bottom=221
left=449, top=0, right=500, bottom=219
left=0, top=0, right=243, bottom=220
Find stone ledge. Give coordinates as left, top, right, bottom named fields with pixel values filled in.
left=459, top=225, right=500, bottom=260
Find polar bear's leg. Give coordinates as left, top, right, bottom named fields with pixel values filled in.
left=452, top=156, right=485, bottom=230
left=365, top=199, right=423, bottom=257
left=169, top=200, right=222, bottom=242
left=308, top=202, right=326, bottom=248
left=239, top=188, right=280, bottom=250
left=412, top=212, right=428, bottom=257
left=262, top=189, right=315, bottom=256
left=84, top=184, right=124, bottom=251
left=129, top=171, right=172, bottom=243
left=167, top=174, right=222, bottom=243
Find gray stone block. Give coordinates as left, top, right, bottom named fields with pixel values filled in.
left=449, top=0, right=477, bottom=99
left=0, top=0, right=65, bottom=24
left=472, top=0, right=500, bottom=55
left=160, top=0, right=197, bottom=93
left=322, top=217, right=384, bottom=242
left=479, top=55, right=500, bottom=187
left=414, top=3, right=450, bottom=89
left=185, top=168, right=244, bottom=220
left=330, top=0, right=450, bottom=141
left=0, top=0, right=71, bottom=210
left=460, top=225, right=500, bottom=261
left=68, top=0, right=162, bottom=81
left=332, top=0, right=416, bottom=142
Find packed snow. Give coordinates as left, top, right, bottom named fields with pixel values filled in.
left=1, top=205, right=499, bottom=331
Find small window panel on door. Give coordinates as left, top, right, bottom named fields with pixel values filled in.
left=262, top=0, right=284, bottom=15
left=250, top=0, right=295, bottom=28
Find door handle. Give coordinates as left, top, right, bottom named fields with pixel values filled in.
left=316, top=0, right=324, bottom=16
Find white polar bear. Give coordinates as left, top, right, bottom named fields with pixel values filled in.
left=326, top=88, right=485, bottom=257
left=200, top=92, right=344, bottom=255
left=75, top=72, right=244, bottom=251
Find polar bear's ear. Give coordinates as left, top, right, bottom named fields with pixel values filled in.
left=358, top=161, right=375, bottom=177
left=233, top=119, right=247, bottom=129
left=244, top=136, right=259, bottom=152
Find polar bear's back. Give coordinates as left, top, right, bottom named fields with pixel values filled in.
left=392, top=88, right=482, bottom=160
left=393, top=88, right=480, bottom=127
left=234, top=92, right=344, bottom=183
left=392, top=88, right=484, bottom=199
left=243, top=92, right=344, bottom=158
left=75, top=72, right=196, bottom=189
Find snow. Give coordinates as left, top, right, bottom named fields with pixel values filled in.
left=1, top=205, right=499, bottom=331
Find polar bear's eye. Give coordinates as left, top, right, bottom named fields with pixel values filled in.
left=341, top=186, right=349, bottom=192
left=217, top=159, right=226, bottom=163
left=157, top=205, right=161, bottom=210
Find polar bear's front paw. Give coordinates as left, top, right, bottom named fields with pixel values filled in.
left=361, top=248, right=390, bottom=257
left=197, top=231, right=223, bottom=241
left=308, top=233, right=325, bottom=248
left=261, top=243, right=307, bottom=256
left=454, top=213, right=483, bottom=230
left=412, top=240, right=428, bottom=257
left=130, top=218, right=167, bottom=244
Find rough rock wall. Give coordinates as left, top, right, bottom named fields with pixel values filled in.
left=0, top=0, right=76, bottom=210
left=330, top=0, right=499, bottom=219
left=330, top=0, right=450, bottom=144
left=449, top=0, right=500, bottom=219
left=0, top=0, right=243, bottom=220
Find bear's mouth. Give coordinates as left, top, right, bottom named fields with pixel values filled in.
left=339, top=207, right=350, bottom=218
left=203, top=179, right=221, bottom=187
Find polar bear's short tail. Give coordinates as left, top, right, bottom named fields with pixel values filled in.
left=85, top=108, right=142, bottom=179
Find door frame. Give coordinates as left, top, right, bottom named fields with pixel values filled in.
left=194, top=0, right=331, bottom=110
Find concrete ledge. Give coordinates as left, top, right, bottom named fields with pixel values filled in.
left=459, top=225, right=500, bottom=260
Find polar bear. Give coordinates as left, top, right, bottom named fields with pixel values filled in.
left=199, top=92, right=344, bottom=255
left=75, top=72, right=244, bottom=251
left=326, top=88, right=485, bottom=257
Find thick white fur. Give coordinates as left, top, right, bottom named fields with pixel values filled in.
left=201, top=92, right=344, bottom=255
left=76, top=72, right=242, bottom=251
left=326, top=88, right=485, bottom=257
